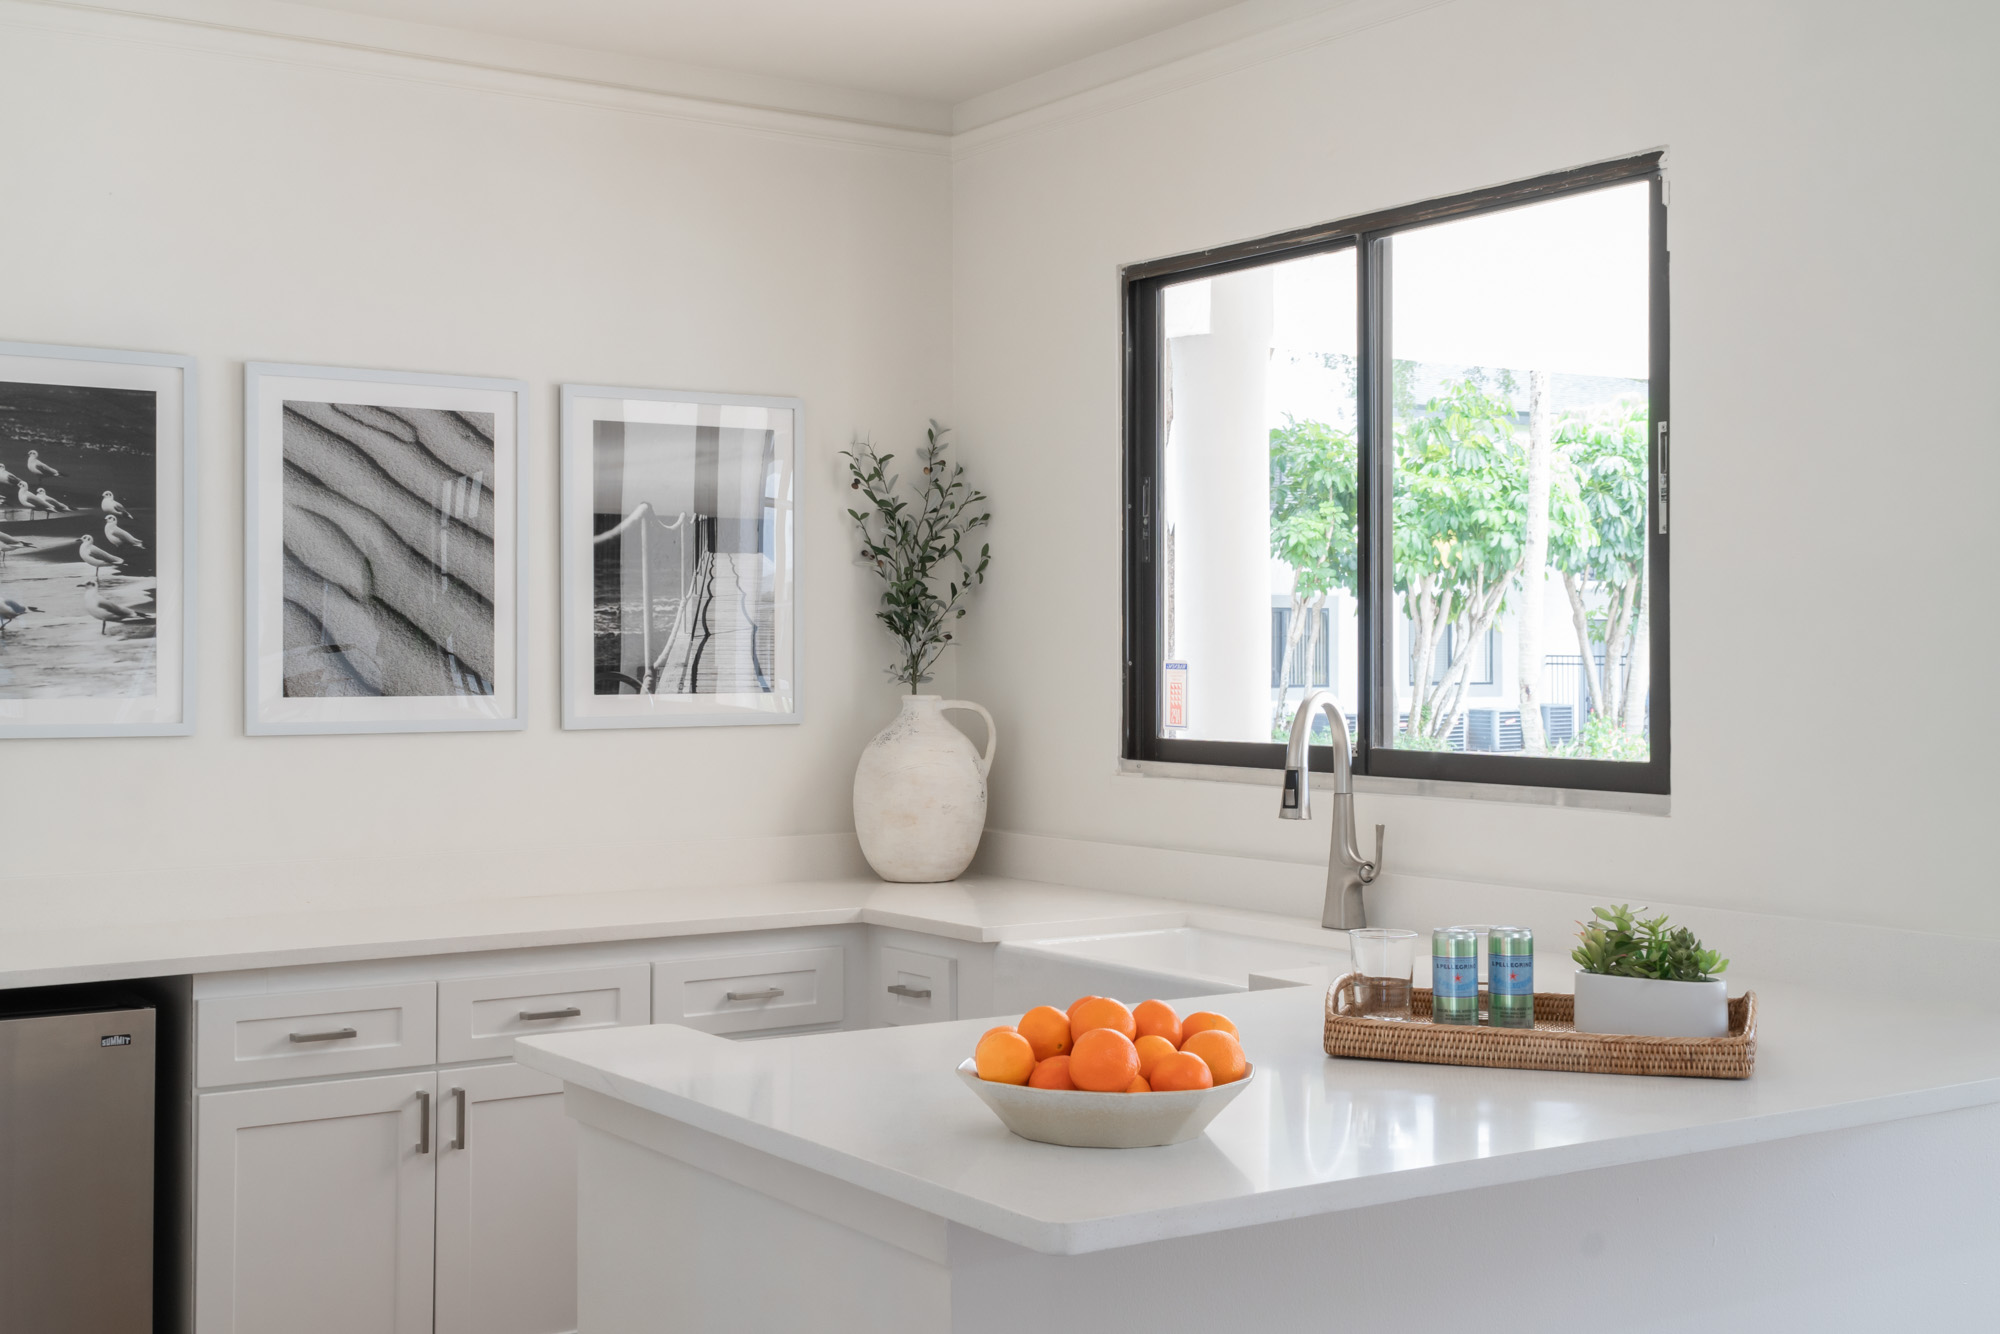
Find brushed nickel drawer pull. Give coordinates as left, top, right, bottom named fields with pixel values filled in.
left=886, top=984, right=932, bottom=1000
left=416, top=1089, right=431, bottom=1154
left=724, top=988, right=784, bottom=1002
left=289, top=1027, right=359, bottom=1043
left=519, top=1007, right=583, bottom=1021
left=451, top=1086, right=467, bottom=1151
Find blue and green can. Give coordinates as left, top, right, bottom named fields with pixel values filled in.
left=1431, top=927, right=1480, bottom=1025
left=1488, top=925, right=1535, bottom=1028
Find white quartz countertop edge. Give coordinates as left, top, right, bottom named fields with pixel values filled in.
left=0, top=876, right=1258, bottom=989
left=517, top=1034, right=2000, bottom=1256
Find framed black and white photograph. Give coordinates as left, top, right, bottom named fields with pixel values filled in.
left=245, top=363, right=526, bottom=735
left=560, top=385, right=799, bottom=729
left=0, top=341, right=197, bottom=739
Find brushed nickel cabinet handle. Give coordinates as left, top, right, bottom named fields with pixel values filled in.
left=519, top=1007, right=582, bottom=1021
left=886, top=984, right=932, bottom=1000
left=450, top=1086, right=467, bottom=1151
left=289, top=1027, right=358, bottom=1044
left=724, top=988, right=784, bottom=1002
left=416, top=1090, right=431, bottom=1155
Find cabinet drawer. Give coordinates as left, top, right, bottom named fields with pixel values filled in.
left=197, top=983, right=437, bottom=1088
left=437, top=965, right=650, bottom=1064
left=876, top=945, right=958, bottom=1026
left=653, top=947, right=844, bottom=1035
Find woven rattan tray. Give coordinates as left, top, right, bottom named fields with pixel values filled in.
left=1323, top=972, right=1757, bottom=1079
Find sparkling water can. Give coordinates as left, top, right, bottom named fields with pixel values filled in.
left=1488, top=925, right=1535, bottom=1028
left=1431, top=927, right=1480, bottom=1025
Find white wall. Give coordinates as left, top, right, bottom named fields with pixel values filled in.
left=952, top=0, right=2000, bottom=939
left=0, top=8, right=952, bottom=929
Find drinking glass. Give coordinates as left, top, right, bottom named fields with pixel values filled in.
left=1348, top=928, right=1418, bottom=1017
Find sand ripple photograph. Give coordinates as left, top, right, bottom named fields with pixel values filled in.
left=281, top=401, right=496, bottom=699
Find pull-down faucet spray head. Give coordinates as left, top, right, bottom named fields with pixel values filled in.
left=1280, top=689, right=1351, bottom=821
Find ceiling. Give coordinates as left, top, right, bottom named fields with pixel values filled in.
left=290, top=0, right=1249, bottom=105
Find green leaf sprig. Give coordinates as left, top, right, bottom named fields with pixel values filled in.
left=842, top=421, right=991, bottom=691
left=1571, top=904, right=1728, bottom=982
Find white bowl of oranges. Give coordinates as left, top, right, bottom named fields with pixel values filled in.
left=957, top=997, right=1253, bottom=1149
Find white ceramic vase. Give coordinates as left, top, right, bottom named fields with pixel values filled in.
left=853, top=695, right=998, bottom=883
left=1572, top=971, right=1729, bottom=1038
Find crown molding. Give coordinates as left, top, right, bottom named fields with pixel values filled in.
left=950, top=0, right=1457, bottom=157
left=2, top=0, right=955, bottom=153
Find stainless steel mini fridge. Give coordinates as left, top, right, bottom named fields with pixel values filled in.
left=0, top=1003, right=155, bottom=1334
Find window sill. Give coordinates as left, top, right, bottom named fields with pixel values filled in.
left=1116, top=757, right=1670, bottom=817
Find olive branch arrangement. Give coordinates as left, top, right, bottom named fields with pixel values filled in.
left=843, top=421, right=991, bottom=691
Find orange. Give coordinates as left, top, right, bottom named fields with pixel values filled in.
left=1069, top=1027, right=1140, bottom=1091
left=974, top=1029, right=1036, bottom=1084
left=1125, top=1074, right=1151, bottom=1093
left=1029, top=1055, right=1076, bottom=1090
left=1149, top=1050, right=1214, bottom=1091
left=1133, top=999, right=1183, bottom=1047
left=1134, top=1034, right=1178, bottom=1082
left=1065, top=996, right=1102, bottom=1027
left=1017, top=1006, right=1072, bottom=1063
left=980, top=1025, right=1016, bottom=1044
left=1180, top=1029, right=1248, bottom=1084
left=1180, top=1011, right=1239, bottom=1042
left=1069, top=997, right=1137, bottom=1042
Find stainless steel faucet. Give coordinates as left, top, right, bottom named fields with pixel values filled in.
left=1278, top=689, right=1385, bottom=931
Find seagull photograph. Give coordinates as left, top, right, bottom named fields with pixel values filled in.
left=0, top=374, right=163, bottom=713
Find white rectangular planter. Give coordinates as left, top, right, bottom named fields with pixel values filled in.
left=1572, top=971, right=1729, bottom=1038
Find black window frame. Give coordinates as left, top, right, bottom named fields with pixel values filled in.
left=1122, top=153, right=1670, bottom=796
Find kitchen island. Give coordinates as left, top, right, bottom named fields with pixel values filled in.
left=519, top=982, right=2000, bottom=1333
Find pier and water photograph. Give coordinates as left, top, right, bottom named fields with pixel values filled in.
left=559, top=387, right=797, bottom=729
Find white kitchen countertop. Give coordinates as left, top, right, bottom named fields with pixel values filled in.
left=516, top=981, right=2000, bottom=1255
left=0, top=875, right=1301, bottom=989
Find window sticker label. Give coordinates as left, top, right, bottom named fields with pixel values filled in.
left=1163, top=662, right=1189, bottom=730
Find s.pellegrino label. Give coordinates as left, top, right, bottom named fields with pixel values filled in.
left=1433, top=954, right=1478, bottom=999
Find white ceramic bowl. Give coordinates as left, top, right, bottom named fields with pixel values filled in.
left=955, top=1058, right=1254, bottom=1148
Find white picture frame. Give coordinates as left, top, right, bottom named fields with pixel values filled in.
left=0, top=340, right=198, bottom=739
left=245, top=363, right=527, bottom=735
left=559, top=384, right=800, bottom=729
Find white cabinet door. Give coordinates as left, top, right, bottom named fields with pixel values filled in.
left=197, top=1072, right=436, bottom=1334
left=435, top=1063, right=577, bottom=1334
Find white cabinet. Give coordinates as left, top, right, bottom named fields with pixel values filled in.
left=196, top=1072, right=437, bottom=1334
left=191, top=931, right=903, bottom=1334
left=435, top=1063, right=578, bottom=1334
